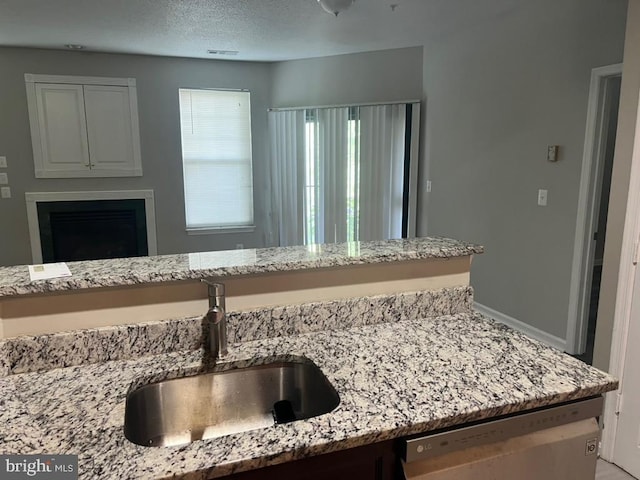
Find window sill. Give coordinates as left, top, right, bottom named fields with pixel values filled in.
left=186, top=226, right=256, bottom=236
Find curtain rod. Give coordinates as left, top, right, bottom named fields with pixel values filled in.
left=179, top=87, right=249, bottom=92
left=267, top=99, right=421, bottom=112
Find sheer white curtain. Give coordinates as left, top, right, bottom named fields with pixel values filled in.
left=268, top=110, right=305, bottom=246
left=317, top=107, right=350, bottom=243
left=269, top=103, right=413, bottom=247
left=359, top=104, right=406, bottom=241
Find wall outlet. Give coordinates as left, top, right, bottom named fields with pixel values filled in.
left=538, top=189, right=548, bottom=206
left=426, top=180, right=432, bottom=193
left=547, top=145, right=559, bottom=162
left=235, top=243, right=244, bottom=249
left=0, top=172, right=8, bottom=184
left=0, top=156, right=6, bottom=168
left=1, top=186, right=11, bottom=199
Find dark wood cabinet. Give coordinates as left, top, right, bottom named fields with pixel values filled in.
left=221, top=440, right=399, bottom=480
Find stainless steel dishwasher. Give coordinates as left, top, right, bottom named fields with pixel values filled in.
left=401, top=396, right=603, bottom=480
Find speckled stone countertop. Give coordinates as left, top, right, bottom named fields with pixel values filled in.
left=0, top=312, right=616, bottom=479
left=0, top=237, right=483, bottom=298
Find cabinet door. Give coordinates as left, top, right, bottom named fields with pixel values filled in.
left=34, top=83, right=90, bottom=177
left=223, top=440, right=398, bottom=480
left=83, top=85, right=142, bottom=176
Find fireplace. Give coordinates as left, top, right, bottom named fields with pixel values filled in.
left=26, top=191, right=157, bottom=264
left=37, top=199, right=148, bottom=262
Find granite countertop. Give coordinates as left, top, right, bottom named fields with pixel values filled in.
left=0, top=312, right=616, bottom=479
left=0, top=237, right=483, bottom=298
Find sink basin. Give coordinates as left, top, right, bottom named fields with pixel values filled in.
left=124, top=357, right=340, bottom=447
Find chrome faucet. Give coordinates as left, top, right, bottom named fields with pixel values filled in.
left=203, top=281, right=228, bottom=360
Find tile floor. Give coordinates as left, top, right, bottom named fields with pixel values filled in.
left=597, top=459, right=637, bottom=480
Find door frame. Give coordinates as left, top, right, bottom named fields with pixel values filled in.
left=566, top=64, right=623, bottom=355
left=600, top=81, right=640, bottom=460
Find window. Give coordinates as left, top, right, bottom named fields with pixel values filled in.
left=178, top=88, right=254, bottom=230
left=303, top=107, right=360, bottom=244
left=303, top=109, right=319, bottom=244
left=269, top=102, right=419, bottom=247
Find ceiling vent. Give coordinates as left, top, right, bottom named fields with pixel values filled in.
left=207, top=50, right=239, bottom=56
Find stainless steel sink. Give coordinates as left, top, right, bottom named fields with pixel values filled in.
left=124, top=358, right=340, bottom=447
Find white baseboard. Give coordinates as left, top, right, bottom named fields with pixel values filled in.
left=474, top=302, right=567, bottom=352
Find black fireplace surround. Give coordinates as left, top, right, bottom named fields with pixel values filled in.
left=37, top=199, right=148, bottom=263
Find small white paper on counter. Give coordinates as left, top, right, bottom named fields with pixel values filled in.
left=28, top=262, right=72, bottom=281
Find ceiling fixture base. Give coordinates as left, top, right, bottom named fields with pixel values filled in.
left=317, top=0, right=355, bottom=16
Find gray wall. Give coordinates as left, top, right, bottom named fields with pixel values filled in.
left=270, top=47, right=423, bottom=108
left=420, top=0, right=627, bottom=340
left=0, top=47, right=274, bottom=266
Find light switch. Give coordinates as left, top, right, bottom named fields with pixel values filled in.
left=0, top=173, right=7, bottom=184
left=0, top=156, right=6, bottom=168
left=538, top=189, right=548, bottom=206
left=547, top=145, right=559, bottom=162
left=0, top=187, right=10, bottom=199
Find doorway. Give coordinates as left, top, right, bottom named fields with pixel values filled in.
left=567, top=64, right=622, bottom=360
left=577, top=74, right=622, bottom=363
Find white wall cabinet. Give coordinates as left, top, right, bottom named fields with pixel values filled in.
left=25, top=74, right=143, bottom=178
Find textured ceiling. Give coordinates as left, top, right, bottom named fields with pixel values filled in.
left=0, top=0, right=524, bottom=61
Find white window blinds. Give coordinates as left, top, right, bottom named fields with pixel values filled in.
left=269, top=102, right=419, bottom=247
left=179, top=88, right=254, bottom=229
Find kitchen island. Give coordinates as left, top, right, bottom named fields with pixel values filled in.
left=0, top=237, right=481, bottom=338
left=0, top=311, right=616, bottom=479
left=0, top=237, right=617, bottom=478
left=0, top=237, right=482, bottom=297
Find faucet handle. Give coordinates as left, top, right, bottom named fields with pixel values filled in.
left=201, top=279, right=225, bottom=297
